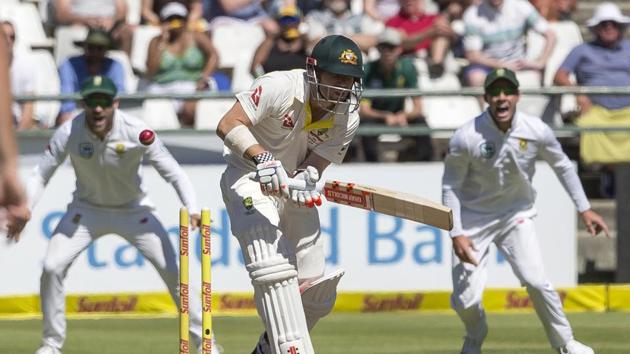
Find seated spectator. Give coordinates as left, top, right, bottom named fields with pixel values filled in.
left=146, top=2, right=223, bottom=126
left=1, top=21, right=37, bottom=130
left=250, top=5, right=308, bottom=77
left=142, top=0, right=206, bottom=31
left=52, top=0, right=134, bottom=55
left=434, top=0, right=471, bottom=58
left=364, top=0, right=400, bottom=23
left=305, top=0, right=383, bottom=52
left=58, top=28, right=126, bottom=124
left=554, top=2, right=630, bottom=167
left=386, top=0, right=456, bottom=79
left=530, top=0, right=576, bottom=22
left=203, top=0, right=278, bottom=36
left=359, top=29, right=433, bottom=162
left=462, top=0, right=556, bottom=104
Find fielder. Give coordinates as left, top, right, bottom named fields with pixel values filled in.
left=7, top=76, right=219, bottom=354
left=442, top=68, right=609, bottom=354
left=216, top=34, right=363, bottom=354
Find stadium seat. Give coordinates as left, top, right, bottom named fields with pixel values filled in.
left=142, top=99, right=180, bottom=130
left=54, top=25, right=88, bottom=65
left=515, top=70, right=548, bottom=119
left=31, top=49, right=61, bottom=128
left=194, top=99, right=235, bottom=130
left=130, top=25, right=161, bottom=74
left=107, top=50, right=139, bottom=93
left=0, top=2, right=51, bottom=51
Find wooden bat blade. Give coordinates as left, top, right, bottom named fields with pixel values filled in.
left=322, top=181, right=453, bottom=231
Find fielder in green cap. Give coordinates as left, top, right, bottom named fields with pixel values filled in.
left=215, top=34, right=364, bottom=354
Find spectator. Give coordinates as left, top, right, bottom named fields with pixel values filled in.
left=435, top=0, right=472, bottom=58
left=364, top=0, right=400, bottom=23
left=1, top=21, right=37, bottom=130
left=530, top=0, right=576, bottom=22
left=250, top=5, right=308, bottom=77
left=58, top=28, right=126, bottom=125
left=305, top=0, right=383, bottom=52
left=554, top=2, right=630, bottom=167
left=359, top=29, right=433, bottom=162
left=386, top=0, right=455, bottom=79
left=142, top=0, right=205, bottom=31
left=203, top=0, right=279, bottom=36
left=53, top=0, right=134, bottom=55
left=462, top=0, right=556, bottom=91
left=146, top=2, right=222, bottom=126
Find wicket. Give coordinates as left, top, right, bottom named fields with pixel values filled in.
left=179, top=207, right=212, bottom=354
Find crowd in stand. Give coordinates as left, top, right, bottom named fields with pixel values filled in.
left=3, top=0, right=630, bottom=170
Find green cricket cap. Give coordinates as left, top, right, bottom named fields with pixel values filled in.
left=309, top=35, right=363, bottom=79
left=80, top=75, right=117, bottom=98
left=484, top=68, right=520, bottom=91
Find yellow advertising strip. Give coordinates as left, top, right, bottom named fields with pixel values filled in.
left=2, top=285, right=630, bottom=319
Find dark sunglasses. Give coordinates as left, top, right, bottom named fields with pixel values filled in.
left=86, top=44, right=107, bottom=51
left=486, top=86, right=518, bottom=97
left=84, top=96, right=113, bottom=108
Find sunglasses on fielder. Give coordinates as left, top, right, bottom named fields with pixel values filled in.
left=486, top=86, right=518, bottom=97
left=84, top=96, right=114, bottom=109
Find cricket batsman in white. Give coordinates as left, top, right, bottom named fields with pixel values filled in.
left=7, top=76, right=219, bottom=354
left=442, top=68, right=609, bottom=354
left=216, top=34, right=364, bottom=354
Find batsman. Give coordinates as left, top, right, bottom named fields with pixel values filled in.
left=216, top=34, right=363, bottom=353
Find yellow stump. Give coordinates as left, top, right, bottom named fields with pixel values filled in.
left=179, top=207, right=190, bottom=354
left=201, top=208, right=212, bottom=354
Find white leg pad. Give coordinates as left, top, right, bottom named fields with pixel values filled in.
left=245, top=233, right=314, bottom=354
left=300, top=269, right=345, bottom=331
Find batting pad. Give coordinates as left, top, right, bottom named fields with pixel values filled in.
left=245, top=230, right=314, bottom=354
left=301, top=269, right=345, bottom=331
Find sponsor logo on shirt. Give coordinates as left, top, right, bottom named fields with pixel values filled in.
left=79, top=142, right=94, bottom=159
left=308, top=128, right=330, bottom=145
left=251, top=86, right=262, bottom=107
left=479, top=141, right=496, bottom=159
left=282, top=114, right=295, bottom=129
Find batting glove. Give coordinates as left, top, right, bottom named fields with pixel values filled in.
left=291, top=166, right=322, bottom=208
left=254, top=152, right=290, bottom=199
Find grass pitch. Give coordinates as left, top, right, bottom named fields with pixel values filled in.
left=1, top=312, right=629, bottom=353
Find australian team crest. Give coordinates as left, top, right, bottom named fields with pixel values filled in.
left=339, top=49, right=358, bottom=65
left=79, top=142, right=94, bottom=159
left=479, top=141, right=496, bottom=159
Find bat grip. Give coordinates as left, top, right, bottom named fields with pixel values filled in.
left=246, top=172, right=325, bottom=192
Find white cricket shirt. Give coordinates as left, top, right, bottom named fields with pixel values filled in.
left=28, top=110, right=198, bottom=211
left=442, top=110, right=590, bottom=236
left=227, top=69, right=359, bottom=172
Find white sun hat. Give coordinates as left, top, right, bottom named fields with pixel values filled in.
left=586, top=2, right=630, bottom=28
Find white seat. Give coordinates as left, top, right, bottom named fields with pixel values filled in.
left=212, top=23, right=264, bottom=91
left=514, top=70, right=548, bottom=119
left=31, top=50, right=61, bottom=128
left=130, top=25, right=161, bottom=74
left=107, top=50, right=139, bottom=93
left=125, top=0, right=142, bottom=25
left=195, top=99, right=235, bottom=130
left=0, top=2, right=50, bottom=51
left=142, top=99, right=180, bottom=129
left=54, top=25, right=88, bottom=65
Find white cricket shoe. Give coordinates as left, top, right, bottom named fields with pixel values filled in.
left=557, top=340, right=594, bottom=354
left=35, top=345, right=61, bottom=354
left=460, top=336, right=483, bottom=354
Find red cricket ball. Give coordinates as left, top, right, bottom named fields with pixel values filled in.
left=139, top=129, right=155, bottom=145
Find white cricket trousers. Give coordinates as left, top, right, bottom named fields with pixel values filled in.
left=40, top=203, right=203, bottom=350
left=451, top=217, right=574, bottom=349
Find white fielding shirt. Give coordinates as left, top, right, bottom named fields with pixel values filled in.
left=442, top=111, right=590, bottom=237
left=227, top=69, right=359, bottom=172
left=27, top=110, right=198, bottom=212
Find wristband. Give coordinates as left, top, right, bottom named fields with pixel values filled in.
left=252, top=151, right=275, bottom=165
left=224, top=125, right=258, bottom=158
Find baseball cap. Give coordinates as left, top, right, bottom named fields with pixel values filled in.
left=160, top=2, right=188, bottom=21
left=73, top=28, right=114, bottom=49
left=484, top=68, right=519, bottom=91
left=80, top=75, right=118, bottom=98
left=377, top=28, right=402, bottom=47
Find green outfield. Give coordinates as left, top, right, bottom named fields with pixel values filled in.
left=2, top=312, right=630, bottom=353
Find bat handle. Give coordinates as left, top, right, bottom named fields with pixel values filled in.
left=246, top=172, right=325, bottom=192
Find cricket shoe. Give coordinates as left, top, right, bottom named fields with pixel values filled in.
left=35, top=345, right=61, bottom=354
left=251, top=332, right=271, bottom=354
left=557, top=340, right=594, bottom=354
left=460, top=336, right=483, bottom=354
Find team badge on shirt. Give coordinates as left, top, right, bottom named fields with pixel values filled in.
left=519, top=139, right=528, bottom=151
left=479, top=141, right=496, bottom=159
left=115, top=143, right=126, bottom=155
left=79, top=143, right=94, bottom=159
left=339, top=49, right=358, bottom=65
